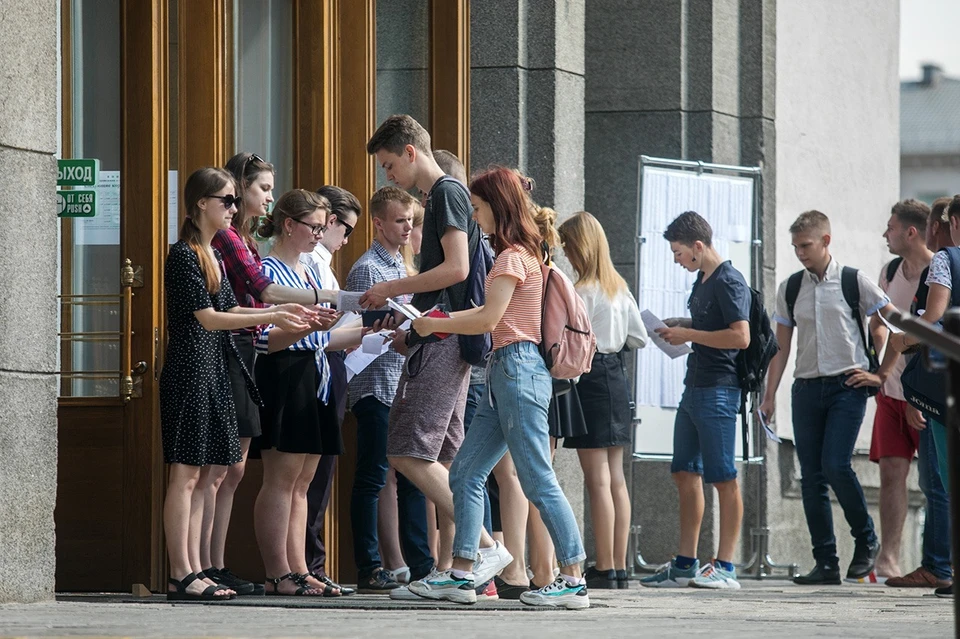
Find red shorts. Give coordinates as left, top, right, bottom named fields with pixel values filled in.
left=869, top=390, right=920, bottom=462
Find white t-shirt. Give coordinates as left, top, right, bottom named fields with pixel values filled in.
left=880, top=259, right=925, bottom=400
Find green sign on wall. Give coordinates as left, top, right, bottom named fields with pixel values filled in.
left=57, top=190, right=97, bottom=217
left=57, top=159, right=99, bottom=187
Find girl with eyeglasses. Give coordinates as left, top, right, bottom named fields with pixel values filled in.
left=252, top=189, right=367, bottom=596
left=161, top=167, right=314, bottom=601
left=200, top=153, right=340, bottom=596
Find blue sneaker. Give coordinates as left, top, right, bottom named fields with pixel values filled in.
left=639, top=559, right=699, bottom=588
left=407, top=569, right=477, bottom=604
left=519, top=575, right=589, bottom=609
left=690, top=561, right=741, bottom=590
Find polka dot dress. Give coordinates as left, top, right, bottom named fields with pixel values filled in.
left=159, top=241, right=242, bottom=467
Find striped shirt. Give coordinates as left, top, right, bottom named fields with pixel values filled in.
left=344, top=240, right=408, bottom=408
left=488, top=246, right=542, bottom=350
left=256, top=255, right=332, bottom=402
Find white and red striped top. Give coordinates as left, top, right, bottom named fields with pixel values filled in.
left=486, top=245, right=543, bottom=350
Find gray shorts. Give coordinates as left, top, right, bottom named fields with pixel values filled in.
left=387, top=336, right=470, bottom=463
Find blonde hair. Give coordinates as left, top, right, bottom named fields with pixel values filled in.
left=370, top=186, right=419, bottom=219
left=789, top=210, right=831, bottom=235
left=558, top=211, right=628, bottom=299
left=401, top=199, right=425, bottom=276
left=532, top=206, right=560, bottom=263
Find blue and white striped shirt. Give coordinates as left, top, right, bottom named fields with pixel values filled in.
left=256, top=255, right=332, bottom=403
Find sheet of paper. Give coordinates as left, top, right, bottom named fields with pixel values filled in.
left=344, top=350, right=379, bottom=383
left=757, top=411, right=782, bottom=443
left=640, top=309, right=693, bottom=359
left=362, top=332, right=391, bottom=355
left=877, top=311, right=904, bottom=334
left=387, top=297, right=421, bottom=321
left=337, top=291, right=364, bottom=313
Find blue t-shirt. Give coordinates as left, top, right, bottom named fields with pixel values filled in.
left=684, top=261, right=751, bottom=388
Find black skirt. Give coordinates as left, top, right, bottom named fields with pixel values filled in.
left=253, top=350, right=344, bottom=456
left=563, top=351, right=633, bottom=449
left=228, top=333, right=262, bottom=439
left=548, top=379, right=589, bottom=440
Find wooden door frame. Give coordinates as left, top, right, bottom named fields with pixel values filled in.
left=430, top=0, right=470, bottom=175
left=119, top=0, right=169, bottom=591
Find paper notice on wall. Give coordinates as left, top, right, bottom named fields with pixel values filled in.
left=168, top=170, right=179, bottom=243
left=75, top=170, right=120, bottom=245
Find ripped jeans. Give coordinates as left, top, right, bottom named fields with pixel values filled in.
left=448, top=341, right=586, bottom=567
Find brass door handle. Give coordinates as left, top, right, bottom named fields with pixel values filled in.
left=132, top=361, right=148, bottom=375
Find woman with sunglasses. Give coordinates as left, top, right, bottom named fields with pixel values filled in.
left=253, top=189, right=366, bottom=596
left=162, top=167, right=312, bottom=601
left=202, top=153, right=339, bottom=596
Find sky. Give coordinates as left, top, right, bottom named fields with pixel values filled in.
left=900, top=0, right=960, bottom=79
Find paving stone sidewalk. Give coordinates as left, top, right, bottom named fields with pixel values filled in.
left=0, top=581, right=952, bottom=638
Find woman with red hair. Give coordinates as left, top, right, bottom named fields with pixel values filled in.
left=411, top=167, right=588, bottom=609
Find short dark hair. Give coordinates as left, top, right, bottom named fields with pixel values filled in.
left=947, top=195, right=960, bottom=220
left=367, top=114, right=432, bottom=156
left=316, top=185, right=361, bottom=222
left=433, top=149, right=466, bottom=183
left=891, top=199, right=929, bottom=234
left=369, top=186, right=419, bottom=220
left=789, top=210, right=831, bottom=235
left=663, top=211, right=713, bottom=246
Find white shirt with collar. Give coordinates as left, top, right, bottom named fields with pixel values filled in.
left=773, top=258, right=889, bottom=379
left=301, top=242, right=340, bottom=291
left=577, top=283, right=648, bottom=354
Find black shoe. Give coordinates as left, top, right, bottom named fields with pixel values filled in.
left=847, top=541, right=880, bottom=579
left=793, top=563, right=841, bottom=585
left=357, top=568, right=400, bottom=594
left=493, top=575, right=529, bottom=600
left=616, top=569, right=630, bottom=590
left=584, top=566, right=618, bottom=589
left=205, top=567, right=257, bottom=596
left=935, top=584, right=954, bottom=598
left=309, top=571, right=355, bottom=596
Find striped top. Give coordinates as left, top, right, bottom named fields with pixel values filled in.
left=256, top=255, right=332, bottom=403
left=487, top=245, right=543, bottom=350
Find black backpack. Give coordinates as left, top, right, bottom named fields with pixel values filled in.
left=736, top=287, right=779, bottom=459
left=784, top=266, right=880, bottom=397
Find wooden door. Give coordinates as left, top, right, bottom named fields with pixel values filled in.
left=56, top=0, right=168, bottom=593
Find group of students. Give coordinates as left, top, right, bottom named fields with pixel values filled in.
left=159, top=114, right=649, bottom=609
left=640, top=202, right=954, bottom=598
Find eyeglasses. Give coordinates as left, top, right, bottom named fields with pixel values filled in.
left=335, top=215, right=355, bottom=238
left=205, top=193, right=241, bottom=209
left=292, top=218, right=326, bottom=236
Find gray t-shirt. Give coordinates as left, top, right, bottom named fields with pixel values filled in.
left=412, top=177, right=479, bottom=313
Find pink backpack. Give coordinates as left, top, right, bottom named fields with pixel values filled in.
left=539, top=263, right=597, bottom=379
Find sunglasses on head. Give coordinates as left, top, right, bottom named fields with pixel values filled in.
left=243, top=153, right=265, bottom=174
left=205, top=193, right=241, bottom=209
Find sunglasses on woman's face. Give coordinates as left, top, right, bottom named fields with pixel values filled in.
left=205, top=194, right=241, bottom=209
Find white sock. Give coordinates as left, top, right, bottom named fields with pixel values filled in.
left=451, top=568, right=473, bottom=580
left=479, top=543, right=499, bottom=556
left=561, top=573, right=585, bottom=586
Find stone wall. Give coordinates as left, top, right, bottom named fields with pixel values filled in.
left=0, top=1, right=60, bottom=603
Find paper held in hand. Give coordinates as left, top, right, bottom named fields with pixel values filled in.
left=640, top=309, right=693, bottom=359
left=387, top=297, right=422, bottom=322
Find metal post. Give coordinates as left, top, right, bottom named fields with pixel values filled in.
left=943, top=311, right=960, bottom=637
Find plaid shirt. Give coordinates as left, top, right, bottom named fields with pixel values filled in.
left=212, top=226, right=272, bottom=311
left=345, top=240, right=408, bottom=409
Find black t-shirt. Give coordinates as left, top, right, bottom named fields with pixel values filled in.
left=684, top=260, right=751, bottom=388
left=412, top=177, right=480, bottom=312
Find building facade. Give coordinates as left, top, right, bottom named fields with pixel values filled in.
left=1, top=0, right=907, bottom=602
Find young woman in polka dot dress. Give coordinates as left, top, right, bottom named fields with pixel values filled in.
left=161, top=167, right=314, bottom=601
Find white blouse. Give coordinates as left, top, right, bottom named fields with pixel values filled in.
left=577, top=283, right=648, bottom=354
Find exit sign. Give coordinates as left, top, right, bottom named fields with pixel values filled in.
left=57, top=159, right=99, bottom=187
left=57, top=190, right=97, bottom=217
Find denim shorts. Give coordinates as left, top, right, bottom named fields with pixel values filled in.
left=670, top=386, right=741, bottom=484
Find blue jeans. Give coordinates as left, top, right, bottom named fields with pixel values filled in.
left=792, top=376, right=877, bottom=565
left=919, top=415, right=952, bottom=580
left=464, top=383, right=493, bottom=532
left=671, top=386, right=741, bottom=484
left=350, top=396, right=434, bottom=580
left=930, top=418, right=950, bottom=496
left=449, top=341, right=586, bottom=566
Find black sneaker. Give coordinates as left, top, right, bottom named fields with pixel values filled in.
left=584, top=566, right=618, bottom=589
left=493, top=576, right=529, bottom=600
left=935, top=584, right=954, bottom=598
left=616, top=569, right=630, bottom=589
left=357, top=568, right=400, bottom=594
left=793, top=563, right=841, bottom=585
left=847, top=541, right=880, bottom=579
left=206, top=567, right=257, bottom=596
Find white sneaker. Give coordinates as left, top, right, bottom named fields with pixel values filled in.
left=472, top=541, right=514, bottom=586
left=407, top=570, right=477, bottom=604
left=519, top=575, right=590, bottom=610
left=689, top=562, right=741, bottom=590
left=386, top=566, right=411, bottom=584
left=389, top=585, right=424, bottom=600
